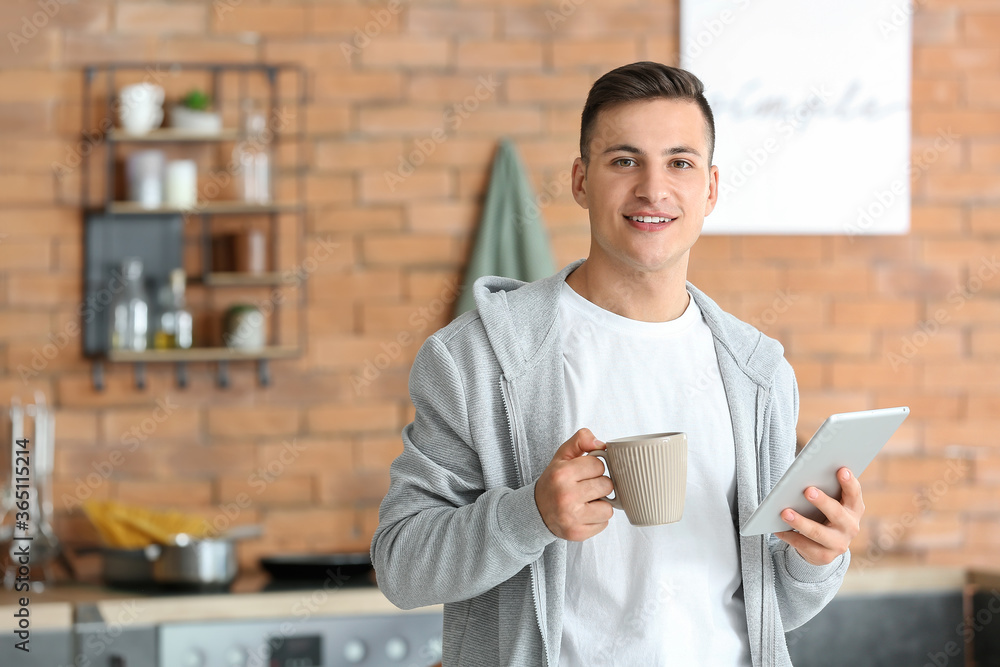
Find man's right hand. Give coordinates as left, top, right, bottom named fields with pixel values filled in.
left=534, top=428, right=615, bottom=541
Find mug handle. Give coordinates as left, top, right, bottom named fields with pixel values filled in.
left=588, top=450, right=622, bottom=510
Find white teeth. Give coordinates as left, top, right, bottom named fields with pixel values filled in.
left=629, top=215, right=671, bottom=223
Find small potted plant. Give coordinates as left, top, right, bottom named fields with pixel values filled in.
left=170, top=89, right=222, bottom=134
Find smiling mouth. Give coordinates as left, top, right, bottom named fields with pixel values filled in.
left=626, top=215, right=676, bottom=224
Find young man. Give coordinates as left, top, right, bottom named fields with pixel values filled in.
left=372, top=62, right=862, bottom=666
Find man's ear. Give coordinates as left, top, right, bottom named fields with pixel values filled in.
left=571, top=157, right=589, bottom=209
left=704, top=164, right=720, bottom=216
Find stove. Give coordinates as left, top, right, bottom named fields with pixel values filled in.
left=3, top=585, right=442, bottom=667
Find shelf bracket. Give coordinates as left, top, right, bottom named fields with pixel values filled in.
left=216, top=360, right=229, bottom=389
left=257, top=359, right=270, bottom=387
left=175, top=362, right=188, bottom=389
left=92, top=361, right=105, bottom=391
left=133, top=362, right=146, bottom=390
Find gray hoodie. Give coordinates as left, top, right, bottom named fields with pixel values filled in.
left=372, top=260, right=849, bottom=666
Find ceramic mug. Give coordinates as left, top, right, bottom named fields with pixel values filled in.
left=590, top=432, right=688, bottom=526
left=118, top=83, right=165, bottom=134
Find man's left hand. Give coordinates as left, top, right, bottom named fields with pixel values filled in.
left=774, top=467, right=864, bottom=566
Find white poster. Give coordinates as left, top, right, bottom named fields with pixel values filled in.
left=681, top=0, right=911, bottom=235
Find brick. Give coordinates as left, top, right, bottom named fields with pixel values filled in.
left=789, top=330, right=874, bottom=357
left=314, top=139, right=406, bottom=171
left=915, top=46, right=1000, bottom=74
left=926, top=419, right=1000, bottom=452
left=457, top=40, right=543, bottom=69
left=262, top=507, right=354, bottom=541
left=407, top=270, right=465, bottom=301
left=361, top=37, right=451, bottom=68
left=924, top=361, right=1000, bottom=391
left=314, top=72, right=405, bottom=102
left=311, top=205, right=404, bottom=234
left=417, top=137, right=497, bottom=167
left=925, top=297, right=1000, bottom=327
left=550, top=231, right=591, bottom=268
left=876, top=391, right=961, bottom=420
left=516, top=137, right=581, bottom=172
left=739, top=237, right=825, bottom=263
left=785, top=266, right=870, bottom=295
left=101, top=405, right=200, bottom=444
left=363, top=234, right=461, bottom=266
left=305, top=103, right=352, bottom=135
left=933, top=487, right=1000, bottom=514
left=832, top=300, right=920, bottom=327
left=309, top=4, right=402, bottom=36
left=454, top=106, right=544, bottom=134
left=356, top=435, right=403, bottom=470
left=318, top=467, right=389, bottom=504
left=875, top=265, right=962, bottom=298
left=916, top=110, right=1000, bottom=136
left=911, top=205, right=963, bottom=236
left=507, top=73, right=593, bottom=103
left=62, top=33, right=159, bottom=65
left=963, top=12, right=1000, bottom=43
left=408, top=7, right=495, bottom=36
left=116, top=480, right=212, bottom=508
left=884, top=458, right=972, bottom=487
left=307, top=402, right=399, bottom=433
left=305, top=174, right=354, bottom=206
left=0, top=238, right=51, bottom=270
left=456, top=166, right=489, bottom=199
left=359, top=169, right=451, bottom=203
left=208, top=406, right=300, bottom=438
left=361, top=300, right=452, bottom=336
left=685, top=265, right=785, bottom=294
left=256, top=436, right=353, bottom=473
left=642, top=35, right=678, bottom=66
left=894, top=515, right=965, bottom=550
left=965, top=77, right=1000, bottom=107
left=53, top=410, right=99, bottom=445
left=7, top=272, right=77, bottom=307
left=551, top=38, right=639, bottom=68
left=861, top=489, right=923, bottom=518
left=211, top=4, right=306, bottom=35
left=157, top=442, right=257, bottom=478
left=0, top=170, right=55, bottom=205
left=972, top=329, right=1000, bottom=356
left=970, top=141, right=1000, bottom=170
left=309, top=270, right=403, bottom=303
left=218, top=473, right=313, bottom=506
left=151, top=37, right=257, bottom=63
left=831, top=236, right=920, bottom=264
left=977, top=458, right=1000, bottom=484
left=0, top=310, right=52, bottom=339
left=262, top=41, right=352, bottom=71
left=913, top=8, right=960, bottom=44
left=357, top=106, right=446, bottom=134
left=880, top=327, right=964, bottom=363
left=735, top=293, right=826, bottom=333
left=309, top=334, right=412, bottom=371
left=116, top=2, right=206, bottom=33
left=408, top=201, right=478, bottom=233
left=830, top=360, right=917, bottom=390
left=912, top=78, right=960, bottom=107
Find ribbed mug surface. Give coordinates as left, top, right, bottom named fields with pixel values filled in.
left=605, top=432, right=687, bottom=526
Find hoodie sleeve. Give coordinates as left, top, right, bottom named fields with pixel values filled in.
left=371, top=332, right=557, bottom=610
left=768, top=359, right=850, bottom=631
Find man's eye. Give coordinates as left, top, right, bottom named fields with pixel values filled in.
left=671, top=160, right=692, bottom=169
left=613, top=158, right=637, bottom=167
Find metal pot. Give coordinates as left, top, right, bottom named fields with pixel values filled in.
left=96, top=525, right=261, bottom=592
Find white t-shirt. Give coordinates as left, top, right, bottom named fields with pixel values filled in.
left=558, top=281, right=751, bottom=667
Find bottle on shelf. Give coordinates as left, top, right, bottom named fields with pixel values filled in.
left=233, top=104, right=271, bottom=204
left=109, top=258, right=149, bottom=352
left=153, top=268, right=194, bottom=350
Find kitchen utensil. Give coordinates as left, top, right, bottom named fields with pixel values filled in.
left=164, top=159, right=197, bottom=208
left=125, top=150, right=165, bottom=208
left=259, top=552, right=374, bottom=586
left=93, top=524, right=262, bottom=591
left=118, top=83, right=164, bottom=134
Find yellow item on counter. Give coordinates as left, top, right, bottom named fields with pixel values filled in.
left=83, top=500, right=212, bottom=548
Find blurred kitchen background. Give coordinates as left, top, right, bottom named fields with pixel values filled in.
left=0, top=0, right=999, bottom=665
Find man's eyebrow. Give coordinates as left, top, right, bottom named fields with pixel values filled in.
left=601, top=144, right=703, bottom=157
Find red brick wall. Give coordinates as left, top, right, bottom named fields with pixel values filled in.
left=0, top=1, right=996, bottom=573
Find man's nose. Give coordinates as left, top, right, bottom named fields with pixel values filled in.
left=634, top=166, right=672, bottom=203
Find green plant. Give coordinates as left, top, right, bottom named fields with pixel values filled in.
left=181, top=89, right=212, bottom=111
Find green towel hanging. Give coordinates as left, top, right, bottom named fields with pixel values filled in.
left=454, top=138, right=557, bottom=317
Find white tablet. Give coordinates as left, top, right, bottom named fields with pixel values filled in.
left=739, top=406, right=910, bottom=536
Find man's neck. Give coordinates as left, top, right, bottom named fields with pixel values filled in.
left=565, top=254, right=691, bottom=323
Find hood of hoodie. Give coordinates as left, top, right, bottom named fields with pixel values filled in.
left=471, top=259, right=786, bottom=388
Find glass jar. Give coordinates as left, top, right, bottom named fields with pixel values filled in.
left=109, top=257, right=149, bottom=352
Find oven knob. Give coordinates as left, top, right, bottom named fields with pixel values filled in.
left=226, top=645, right=248, bottom=666
left=343, top=639, right=367, bottom=663
left=181, top=649, right=205, bottom=667
left=385, top=637, right=408, bottom=660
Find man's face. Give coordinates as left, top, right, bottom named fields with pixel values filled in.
left=571, top=98, right=719, bottom=276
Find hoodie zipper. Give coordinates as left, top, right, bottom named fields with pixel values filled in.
left=757, top=386, right=776, bottom=667
left=500, top=375, right=550, bottom=667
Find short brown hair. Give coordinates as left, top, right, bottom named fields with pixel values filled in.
left=579, top=62, right=715, bottom=165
